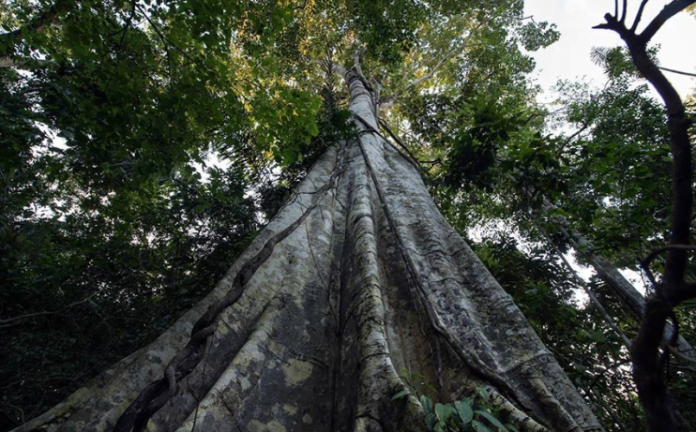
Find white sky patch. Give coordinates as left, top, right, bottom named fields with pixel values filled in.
left=193, top=150, right=232, bottom=183
left=619, top=267, right=649, bottom=295
left=524, top=0, right=696, bottom=102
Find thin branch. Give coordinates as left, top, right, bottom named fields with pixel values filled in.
left=632, top=0, right=651, bottom=31
left=407, top=47, right=459, bottom=90
left=136, top=5, right=197, bottom=66
left=586, top=358, right=633, bottom=392
left=0, top=293, right=98, bottom=328
left=641, top=244, right=696, bottom=270
left=535, top=220, right=633, bottom=349
left=352, top=113, right=422, bottom=173
left=620, top=0, right=629, bottom=23
left=419, top=158, right=442, bottom=166
left=658, top=66, right=696, bottom=78
left=378, top=118, right=423, bottom=173
left=555, top=123, right=589, bottom=157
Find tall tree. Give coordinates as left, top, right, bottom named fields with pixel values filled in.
left=0, top=0, right=599, bottom=430
left=5, top=0, right=686, bottom=431
left=11, top=57, right=604, bottom=432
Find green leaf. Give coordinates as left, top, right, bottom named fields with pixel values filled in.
left=425, top=412, right=438, bottom=430
left=475, top=409, right=507, bottom=431
left=454, top=399, right=474, bottom=424
left=476, top=386, right=490, bottom=402
left=435, top=403, right=453, bottom=422
left=391, top=389, right=409, bottom=400
left=420, top=395, right=433, bottom=413
left=472, top=420, right=493, bottom=432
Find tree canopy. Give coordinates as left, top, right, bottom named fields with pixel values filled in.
left=0, top=0, right=694, bottom=431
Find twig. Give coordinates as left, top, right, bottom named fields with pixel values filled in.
left=641, top=244, right=696, bottom=270
left=658, top=66, right=696, bottom=78
left=377, top=118, right=423, bottom=173
left=0, top=292, right=98, bottom=328
left=632, top=0, right=651, bottom=31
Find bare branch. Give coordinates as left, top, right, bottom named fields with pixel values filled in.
left=0, top=293, right=98, bottom=328
left=621, top=0, right=629, bottom=23
left=593, top=13, right=630, bottom=36
left=407, top=47, right=459, bottom=90
left=669, top=344, right=696, bottom=365
left=632, top=0, right=651, bottom=31
left=555, top=123, right=589, bottom=157
left=641, top=244, right=696, bottom=270
left=378, top=118, right=423, bottom=173
left=600, top=0, right=696, bottom=423
left=658, top=66, right=696, bottom=78
left=534, top=219, right=633, bottom=349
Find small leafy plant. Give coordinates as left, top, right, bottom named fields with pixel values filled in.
left=393, top=370, right=519, bottom=432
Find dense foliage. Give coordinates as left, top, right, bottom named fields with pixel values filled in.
left=0, top=0, right=694, bottom=431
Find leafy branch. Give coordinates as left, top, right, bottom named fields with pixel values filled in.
left=0, top=0, right=72, bottom=59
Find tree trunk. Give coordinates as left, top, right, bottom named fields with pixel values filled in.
left=544, top=204, right=695, bottom=361
left=13, top=69, right=603, bottom=432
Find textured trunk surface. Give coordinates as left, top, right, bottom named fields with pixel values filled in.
left=15, top=71, right=603, bottom=432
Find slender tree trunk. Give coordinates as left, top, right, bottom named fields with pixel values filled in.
left=13, top=68, right=603, bottom=432
left=539, top=199, right=695, bottom=361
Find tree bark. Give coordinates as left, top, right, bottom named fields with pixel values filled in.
left=12, top=68, right=603, bottom=432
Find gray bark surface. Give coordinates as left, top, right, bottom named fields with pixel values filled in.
left=14, top=70, right=603, bottom=432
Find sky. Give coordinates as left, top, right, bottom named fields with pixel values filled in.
left=523, top=0, right=696, bottom=101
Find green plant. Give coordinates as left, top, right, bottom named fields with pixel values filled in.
left=393, top=370, right=518, bottom=432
